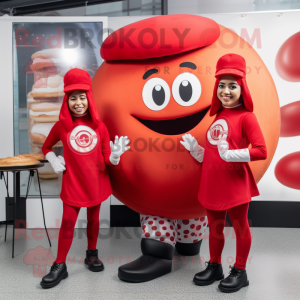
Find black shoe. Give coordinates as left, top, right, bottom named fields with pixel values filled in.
left=118, top=238, right=174, bottom=283
left=193, top=261, right=224, bottom=286
left=40, top=262, right=68, bottom=289
left=175, top=240, right=202, bottom=256
left=84, top=249, right=104, bottom=272
left=218, top=266, right=249, bottom=293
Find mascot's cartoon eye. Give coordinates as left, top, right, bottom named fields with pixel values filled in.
left=172, top=72, right=201, bottom=107
left=142, top=77, right=170, bottom=111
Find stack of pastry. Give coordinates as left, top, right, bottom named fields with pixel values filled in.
left=27, top=49, right=65, bottom=179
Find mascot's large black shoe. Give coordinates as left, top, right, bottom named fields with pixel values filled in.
left=40, top=262, right=68, bottom=289
left=118, top=238, right=174, bottom=283
left=85, top=249, right=104, bottom=272
left=218, top=266, right=249, bottom=293
left=193, top=262, right=224, bottom=286
left=175, top=240, right=202, bottom=256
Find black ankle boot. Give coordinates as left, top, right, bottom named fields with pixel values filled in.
left=118, top=238, right=174, bottom=283
left=193, top=261, right=224, bottom=286
left=175, top=240, right=202, bottom=256
left=218, top=266, right=249, bottom=293
left=40, top=262, right=68, bottom=289
left=85, top=249, right=104, bottom=272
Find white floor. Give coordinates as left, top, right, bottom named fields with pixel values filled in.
left=0, top=226, right=299, bottom=300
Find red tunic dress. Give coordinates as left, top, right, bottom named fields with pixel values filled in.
left=42, top=113, right=113, bottom=207
left=198, top=105, right=267, bottom=211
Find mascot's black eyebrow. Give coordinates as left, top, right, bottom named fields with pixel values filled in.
left=180, top=62, right=197, bottom=70
left=143, top=68, right=159, bottom=80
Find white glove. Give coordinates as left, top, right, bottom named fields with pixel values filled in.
left=46, top=152, right=66, bottom=174
left=217, top=135, right=250, bottom=162
left=110, top=136, right=130, bottom=165
left=180, top=134, right=205, bottom=163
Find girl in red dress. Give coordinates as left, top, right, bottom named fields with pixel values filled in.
left=40, top=68, right=129, bottom=289
left=181, top=54, right=267, bottom=293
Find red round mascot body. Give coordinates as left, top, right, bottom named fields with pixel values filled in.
left=93, top=15, right=280, bottom=283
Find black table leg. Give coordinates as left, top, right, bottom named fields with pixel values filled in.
left=2, top=171, right=9, bottom=242
left=5, top=223, right=7, bottom=242
left=12, top=172, right=19, bottom=258
left=36, top=170, right=51, bottom=247
left=12, top=171, right=21, bottom=258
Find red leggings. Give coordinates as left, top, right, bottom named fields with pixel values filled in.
left=206, top=203, right=251, bottom=270
left=56, top=202, right=101, bottom=263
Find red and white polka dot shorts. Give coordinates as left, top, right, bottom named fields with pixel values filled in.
left=140, top=215, right=208, bottom=247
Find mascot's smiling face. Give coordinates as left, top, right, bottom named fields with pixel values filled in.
left=93, top=16, right=280, bottom=219
left=137, top=61, right=210, bottom=135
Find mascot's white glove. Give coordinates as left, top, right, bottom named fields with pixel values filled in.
left=110, top=136, right=130, bottom=165
left=45, top=152, right=66, bottom=174
left=217, top=135, right=250, bottom=162
left=180, top=134, right=205, bottom=163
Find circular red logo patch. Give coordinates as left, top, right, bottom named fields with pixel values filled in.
left=207, top=119, right=229, bottom=146
left=69, top=125, right=98, bottom=154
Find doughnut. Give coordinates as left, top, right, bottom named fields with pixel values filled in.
left=29, top=102, right=61, bottom=123
left=29, top=123, right=55, bottom=143
left=30, top=49, right=62, bottom=71
left=31, top=75, right=64, bottom=99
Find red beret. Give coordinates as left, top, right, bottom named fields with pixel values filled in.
left=215, top=53, right=246, bottom=78
left=101, top=14, right=220, bottom=61
left=64, top=68, right=91, bottom=92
